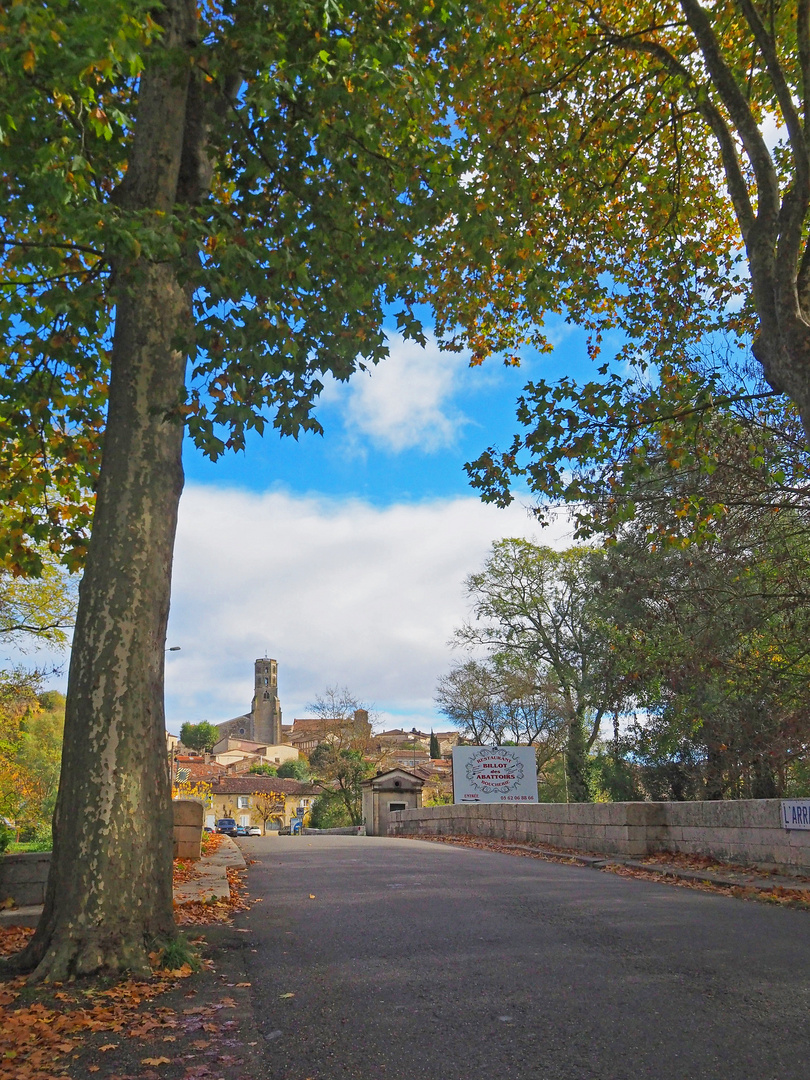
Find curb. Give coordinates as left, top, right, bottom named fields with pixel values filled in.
left=493, top=842, right=810, bottom=893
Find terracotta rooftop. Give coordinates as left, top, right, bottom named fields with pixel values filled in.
left=210, top=775, right=320, bottom=796
left=174, top=762, right=226, bottom=782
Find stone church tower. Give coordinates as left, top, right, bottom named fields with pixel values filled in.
left=252, top=657, right=282, bottom=745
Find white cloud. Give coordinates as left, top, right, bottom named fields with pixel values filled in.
left=164, top=485, right=575, bottom=732
left=340, top=335, right=470, bottom=453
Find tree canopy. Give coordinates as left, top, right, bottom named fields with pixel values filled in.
left=179, top=721, right=219, bottom=753
left=0, top=0, right=460, bottom=574
left=420, top=2, right=810, bottom=521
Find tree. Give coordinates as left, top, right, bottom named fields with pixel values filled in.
left=179, top=721, right=219, bottom=754
left=306, top=686, right=371, bottom=750
left=429, top=731, right=440, bottom=760
left=248, top=762, right=278, bottom=777
left=0, top=681, right=65, bottom=837
left=276, top=758, right=311, bottom=781
left=2, top=1, right=461, bottom=980
left=309, top=744, right=374, bottom=825
left=307, top=790, right=353, bottom=829
left=421, top=4, right=810, bottom=513
left=594, top=503, right=810, bottom=799
left=455, top=542, right=629, bottom=801
left=0, top=555, right=77, bottom=649
left=253, top=794, right=285, bottom=834
left=435, top=657, right=568, bottom=789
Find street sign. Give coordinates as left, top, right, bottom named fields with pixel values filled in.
left=452, top=745, right=539, bottom=804
left=780, top=800, right=810, bottom=830
left=291, top=816, right=303, bottom=834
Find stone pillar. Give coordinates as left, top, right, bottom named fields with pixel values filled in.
left=173, top=798, right=203, bottom=860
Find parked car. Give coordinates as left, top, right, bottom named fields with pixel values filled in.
left=235, top=825, right=248, bottom=836
left=203, top=826, right=214, bottom=833
left=215, top=818, right=238, bottom=836
left=247, top=826, right=262, bottom=836
left=278, top=825, right=291, bottom=835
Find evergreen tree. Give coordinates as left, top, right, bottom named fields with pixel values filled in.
left=429, top=731, right=441, bottom=759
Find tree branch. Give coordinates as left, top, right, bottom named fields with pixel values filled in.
left=595, top=27, right=756, bottom=241
left=677, top=0, right=780, bottom=226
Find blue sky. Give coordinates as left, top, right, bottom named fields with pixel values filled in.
left=182, top=316, right=602, bottom=506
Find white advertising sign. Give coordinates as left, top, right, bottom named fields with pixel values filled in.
left=780, top=800, right=810, bottom=830
left=452, top=745, right=539, bottom=804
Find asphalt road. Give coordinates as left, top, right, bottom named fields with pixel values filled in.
left=232, top=834, right=810, bottom=1080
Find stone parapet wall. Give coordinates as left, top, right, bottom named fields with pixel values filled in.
left=0, top=852, right=51, bottom=906
left=389, top=799, right=810, bottom=874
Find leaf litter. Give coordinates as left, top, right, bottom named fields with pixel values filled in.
left=0, top=862, right=258, bottom=1079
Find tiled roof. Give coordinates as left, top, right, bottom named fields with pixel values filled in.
left=290, top=717, right=329, bottom=732
left=174, top=762, right=226, bottom=782
left=210, top=775, right=320, bottom=796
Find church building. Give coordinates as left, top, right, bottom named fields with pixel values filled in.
left=216, top=657, right=283, bottom=744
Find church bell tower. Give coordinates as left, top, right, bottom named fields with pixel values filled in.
left=252, top=657, right=282, bottom=744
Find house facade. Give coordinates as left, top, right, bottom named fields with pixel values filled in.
left=208, top=775, right=320, bottom=833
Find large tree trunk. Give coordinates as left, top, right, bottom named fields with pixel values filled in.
left=8, top=0, right=198, bottom=981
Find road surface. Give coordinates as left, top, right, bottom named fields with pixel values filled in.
left=232, top=834, right=810, bottom=1079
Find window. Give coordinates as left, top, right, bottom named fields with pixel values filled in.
left=389, top=802, right=407, bottom=811
left=237, top=796, right=250, bottom=809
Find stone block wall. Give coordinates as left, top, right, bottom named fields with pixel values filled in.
left=389, top=799, right=810, bottom=874
left=173, top=798, right=203, bottom=860
left=0, top=852, right=51, bottom=906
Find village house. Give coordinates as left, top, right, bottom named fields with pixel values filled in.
left=212, top=736, right=299, bottom=771
left=208, top=775, right=321, bottom=833
left=370, top=728, right=460, bottom=756
left=283, top=709, right=373, bottom=755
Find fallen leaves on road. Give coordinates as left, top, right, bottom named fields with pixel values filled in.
left=415, top=834, right=810, bottom=910
left=0, top=960, right=257, bottom=1080
left=0, top=971, right=175, bottom=1080
left=175, top=867, right=250, bottom=927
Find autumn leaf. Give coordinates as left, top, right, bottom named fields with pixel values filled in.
left=141, top=1056, right=172, bottom=1065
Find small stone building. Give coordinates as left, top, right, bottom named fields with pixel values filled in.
left=361, top=768, right=424, bottom=837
